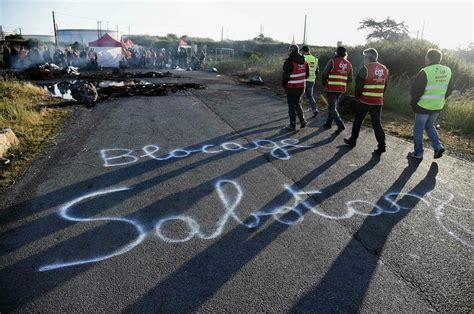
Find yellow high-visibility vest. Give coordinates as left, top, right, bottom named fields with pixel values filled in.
left=418, top=64, right=452, bottom=110
left=304, top=54, right=318, bottom=83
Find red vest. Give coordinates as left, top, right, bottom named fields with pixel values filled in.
left=287, top=61, right=307, bottom=89
left=326, top=57, right=352, bottom=93
left=359, top=62, right=388, bottom=105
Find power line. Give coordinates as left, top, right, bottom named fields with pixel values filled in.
left=54, top=11, right=101, bottom=22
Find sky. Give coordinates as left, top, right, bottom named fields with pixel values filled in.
left=1, top=0, right=473, bottom=49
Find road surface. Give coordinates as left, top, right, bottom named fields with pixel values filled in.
left=1, top=71, right=472, bottom=312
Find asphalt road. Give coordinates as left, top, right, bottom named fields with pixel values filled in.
left=1, top=70, right=472, bottom=313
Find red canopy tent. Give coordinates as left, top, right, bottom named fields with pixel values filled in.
left=88, top=33, right=123, bottom=67
left=89, top=33, right=122, bottom=47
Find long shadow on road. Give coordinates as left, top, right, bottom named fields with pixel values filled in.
left=124, top=147, right=379, bottom=312
left=0, top=120, right=332, bottom=311
left=291, top=161, right=438, bottom=312
left=0, top=118, right=293, bottom=257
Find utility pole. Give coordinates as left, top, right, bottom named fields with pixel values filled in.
left=116, top=25, right=119, bottom=40
left=52, top=11, right=58, bottom=47
left=221, top=26, right=224, bottom=42
left=128, top=26, right=130, bottom=37
left=97, top=21, right=100, bottom=39
left=303, top=15, right=307, bottom=44
left=260, top=24, right=263, bottom=36
left=106, top=21, right=109, bottom=32
left=421, top=21, right=425, bottom=40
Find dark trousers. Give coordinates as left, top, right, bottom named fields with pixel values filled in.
left=349, top=102, right=386, bottom=149
left=286, top=93, right=305, bottom=127
left=326, top=92, right=345, bottom=128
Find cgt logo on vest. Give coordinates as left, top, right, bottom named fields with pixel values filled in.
left=375, top=66, right=385, bottom=79
left=297, top=64, right=306, bottom=71
left=338, top=62, right=348, bottom=73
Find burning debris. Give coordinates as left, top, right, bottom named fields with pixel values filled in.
left=17, top=64, right=80, bottom=80
left=41, top=79, right=206, bottom=106
left=69, top=81, right=99, bottom=105
left=96, top=82, right=206, bottom=100
left=78, top=70, right=173, bottom=80
left=9, top=64, right=173, bottom=81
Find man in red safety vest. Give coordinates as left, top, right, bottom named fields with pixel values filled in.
left=344, top=48, right=389, bottom=155
left=282, top=44, right=310, bottom=131
left=321, top=46, right=353, bottom=134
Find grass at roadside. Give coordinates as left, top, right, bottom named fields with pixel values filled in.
left=0, top=79, right=71, bottom=188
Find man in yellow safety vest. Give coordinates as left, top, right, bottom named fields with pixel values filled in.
left=408, top=49, right=453, bottom=160
left=301, top=45, right=319, bottom=118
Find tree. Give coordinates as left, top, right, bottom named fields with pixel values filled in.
left=358, top=17, right=410, bottom=41
left=252, top=34, right=277, bottom=43
left=5, top=34, right=24, bottom=40
left=166, top=33, right=178, bottom=41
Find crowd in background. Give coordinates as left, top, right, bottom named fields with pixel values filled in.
left=1, top=45, right=98, bottom=70
left=1, top=44, right=206, bottom=70
left=123, top=46, right=205, bottom=69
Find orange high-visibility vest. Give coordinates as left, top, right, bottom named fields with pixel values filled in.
left=326, top=57, right=352, bottom=93
left=359, top=62, right=389, bottom=105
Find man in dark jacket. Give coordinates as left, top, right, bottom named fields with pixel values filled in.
left=282, top=44, right=309, bottom=131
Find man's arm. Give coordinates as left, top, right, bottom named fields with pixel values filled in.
left=305, top=62, right=310, bottom=79
left=347, top=67, right=353, bottom=85
left=282, top=59, right=292, bottom=88
left=321, top=60, right=332, bottom=86
left=355, top=67, right=366, bottom=99
left=410, top=71, right=427, bottom=107
left=445, top=75, right=454, bottom=98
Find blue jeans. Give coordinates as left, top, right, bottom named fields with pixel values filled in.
left=414, top=112, right=442, bottom=156
left=305, top=82, right=318, bottom=113
left=326, top=92, right=344, bottom=128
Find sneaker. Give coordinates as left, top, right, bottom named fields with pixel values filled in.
left=334, top=126, right=346, bottom=135
left=300, top=121, right=308, bottom=129
left=343, top=138, right=356, bottom=148
left=407, top=151, right=423, bottom=160
left=434, top=147, right=445, bottom=159
left=323, top=123, right=332, bottom=129
left=373, top=147, right=386, bottom=155
left=313, top=111, right=319, bottom=118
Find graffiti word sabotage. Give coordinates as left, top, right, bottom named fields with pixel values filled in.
left=39, top=180, right=472, bottom=272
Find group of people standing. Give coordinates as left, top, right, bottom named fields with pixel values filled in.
left=2, top=45, right=98, bottom=70
left=282, top=45, right=452, bottom=160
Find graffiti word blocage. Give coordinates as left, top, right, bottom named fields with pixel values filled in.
left=100, top=138, right=311, bottom=167
left=39, top=179, right=472, bottom=272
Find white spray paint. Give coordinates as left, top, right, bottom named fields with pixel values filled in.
left=38, top=187, right=147, bottom=272
left=100, top=138, right=311, bottom=167
left=428, top=190, right=473, bottom=248
left=39, top=179, right=473, bottom=271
